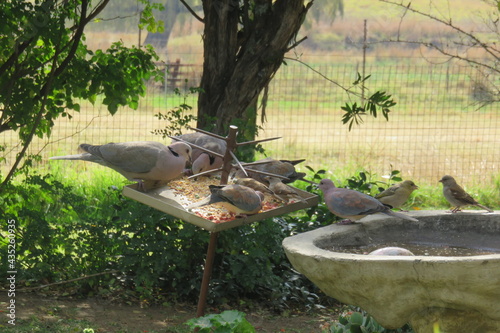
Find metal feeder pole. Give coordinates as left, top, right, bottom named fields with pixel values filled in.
left=196, top=125, right=239, bottom=317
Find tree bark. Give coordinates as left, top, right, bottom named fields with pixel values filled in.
left=197, top=0, right=312, bottom=135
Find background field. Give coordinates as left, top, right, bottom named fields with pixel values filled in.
left=1, top=0, right=498, bottom=188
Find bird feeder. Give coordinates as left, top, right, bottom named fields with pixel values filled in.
left=122, top=125, right=319, bottom=316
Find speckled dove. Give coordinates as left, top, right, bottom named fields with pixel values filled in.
left=318, top=178, right=419, bottom=224
left=186, top=184, right=264, bottom=216
left=439, top=175, right=493, bottom=213
left=375, top=180, right=419, bottom=211
left=174, top=132, right=226, bottom=175
left=50, top=141, right=192, bottom=190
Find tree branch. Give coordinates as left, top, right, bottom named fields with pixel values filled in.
left=380, top=0, right=499, bottom=65
left=180, top=0, right=203, bottom=23
left=285, top=36, right=308, bottom=52
left=0, top=46, right=60, bottom=189
left=0, top=0, right=89, bottom=189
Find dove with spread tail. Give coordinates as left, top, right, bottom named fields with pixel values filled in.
left=318, top=178, right=419, bottom=224
left=186, top=184, right=264, bottom=216
left=50, top=141, right=192, bottom=190
left=439, top=175, right=493, bottom=213
left=174, top=132, right=226, bottom=175
left=375, top=180, right=419, bottom=211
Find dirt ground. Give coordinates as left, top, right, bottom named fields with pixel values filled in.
left=0, top=293, right=337, bottom=332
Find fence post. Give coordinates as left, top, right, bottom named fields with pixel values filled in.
left=362, top=19, right=368, bottom=102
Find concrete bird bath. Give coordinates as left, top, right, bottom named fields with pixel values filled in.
left=282, top=210, right=500, bottom=333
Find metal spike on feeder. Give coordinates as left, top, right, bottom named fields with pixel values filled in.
left=236, top=136, right=282, bottom=146
left=187, top=126, right=227, bottom=141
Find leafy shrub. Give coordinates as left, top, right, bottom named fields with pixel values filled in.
left=328, top=310, right=414, bottom=333
left=0, top=171, right=333, bottom=310
left=0, top=173, right=209, bottom=302
left=186, top=310, right=255, bottom=333
left=152, top=86, right=199, bottom=137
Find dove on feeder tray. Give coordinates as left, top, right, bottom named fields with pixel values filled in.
left=375, top=180, right=419, bottom=211
left=173, top=132, right=226, bottom=175
left=186, top=184, right=264, bottom=217
left=439, top=175, right=493, bottom=213
left=235, top=157, right=309, bottom=184
left=264, top=176, right=307, bottom=204
left=50, top=141, right=192, bottom=191
left=317, top=178, right=419, bottom=224
left=234, top=177, right=286, bottom=203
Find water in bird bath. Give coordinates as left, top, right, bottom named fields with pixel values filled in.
left=327, top=242, right=500, bottom=256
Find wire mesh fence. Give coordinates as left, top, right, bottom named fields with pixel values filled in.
left=1, top=55, right=498, bottom=186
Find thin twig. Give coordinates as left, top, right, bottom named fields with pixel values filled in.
left=8, top=270, right=120, bottom=292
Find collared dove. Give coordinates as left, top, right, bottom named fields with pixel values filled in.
left=439, top=175, right=493, bottom=213
left=318, top=178, right=419, bottom=224
left=50, top=141, right=192, bottom=190
left=264, top=176, right=306, bottom=204
left=174, top=132, right=226, bottom=175
left=234, top=177, right=286, bottom=203
left=186, top=184, right=264, bottom=216
left=235, top=158, right=309, bottom=184
left=375, top=180, right=419, bottom=211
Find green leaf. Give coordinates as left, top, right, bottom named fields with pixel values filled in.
left=349, top=312, right=364, bottom=326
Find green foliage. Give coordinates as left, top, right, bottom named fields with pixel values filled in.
left=186, top=310, right=255, bottom=333
left=0, top=172, right=209, bottom=302
left=152, top=85, right=200, bottom=137
left=341, top=74, right=397, bottom=131
left=0, top=0, right=162, bottom=187
left=329, top=310, right=413, bottom=333
left=343, top=169, right=403, bottom=195
left=0, top=170, right=331, bottom=309
left=345, top=170, right=383, bottom=195
left=138, top=0, right=165, bottom=33
left=213, top=217, right=328, bottom=311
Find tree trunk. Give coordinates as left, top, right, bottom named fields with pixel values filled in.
left=197, top=0, right=312, bottom=135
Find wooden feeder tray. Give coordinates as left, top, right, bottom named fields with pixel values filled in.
left=122, top=184, right=319, bottom=232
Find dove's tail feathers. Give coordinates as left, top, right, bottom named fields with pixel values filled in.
left=49, top=153, right=95, bottom=161
left=294, top=195, right=308, bottom=204
left=273, top=194, right=288, bottom=203
left=185, top=196, right=212, bottom=210
left=280, top=159, right=306, bottom=165
left=384, top=210, right=419, bottom=222
left=476, top=204, right=494, bottom=213
left=297, top=177, right=316, bottom=184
